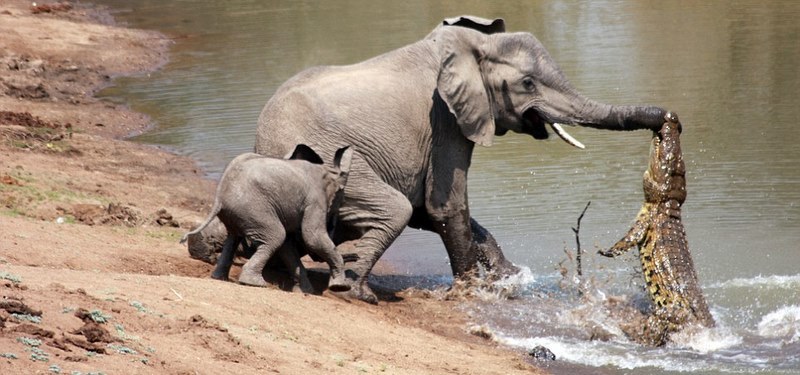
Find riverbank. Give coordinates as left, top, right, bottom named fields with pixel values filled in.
left=0, top=1, right=542, bottom=373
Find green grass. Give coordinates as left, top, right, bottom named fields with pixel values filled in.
left=143, top=228, right=182, bottom=241
left=0, top=170, right=110, bottom=220
left=0, top=208, right=24, bottom=218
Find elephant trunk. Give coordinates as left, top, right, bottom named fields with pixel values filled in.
left=577, top=97, right=667, bottom=132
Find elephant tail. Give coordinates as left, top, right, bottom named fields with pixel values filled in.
left=179, top=201, right=222, bottom=245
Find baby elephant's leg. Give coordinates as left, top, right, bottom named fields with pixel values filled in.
left=239, top=227, right=286, bottom=287
left=302, top=212, right=350, bottom=292
left=210, top=235, right=238, bottom=280
left=276, top=239, right=315, bottom=294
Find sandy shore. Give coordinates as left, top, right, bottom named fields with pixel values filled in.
left=0, top=1, right=544, bottom=373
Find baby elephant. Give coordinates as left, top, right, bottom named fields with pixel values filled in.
left=181, top=144, right=353, bottom=292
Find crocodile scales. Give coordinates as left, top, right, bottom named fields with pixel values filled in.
left=599, top=112, right=714, bottom=346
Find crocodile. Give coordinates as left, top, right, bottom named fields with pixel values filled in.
left=599, top=112, right=714, bottom=346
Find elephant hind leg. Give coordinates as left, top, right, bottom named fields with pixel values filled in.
left=211, top=235, right=239, bottom=281
left=337, top=177, right=413, bottom=303
left=238, top=228, right=286, bottom=287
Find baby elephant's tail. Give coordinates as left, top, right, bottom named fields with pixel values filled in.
left=179, top=204, right=221, bottom=244
left=179, top=229, right=198, bottom=245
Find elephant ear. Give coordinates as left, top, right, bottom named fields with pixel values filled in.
left=332, top=146, right=353, bottom=177
left=286, top=144, right=324, bottom=165
left=442, top=16, right=505, bottom=34
left=436, top=29, right=495, bottom=147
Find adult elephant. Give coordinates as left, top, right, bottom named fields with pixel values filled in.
left=255, top=16, right=667, bottom=303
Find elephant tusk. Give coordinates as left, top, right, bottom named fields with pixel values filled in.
left=551, top=123, right=585, bottom=149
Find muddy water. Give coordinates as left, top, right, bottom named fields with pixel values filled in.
left=97, top=1, right=800, bottom=372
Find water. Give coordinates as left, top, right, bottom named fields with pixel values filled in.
left=96, top=1, right=800, bottom=372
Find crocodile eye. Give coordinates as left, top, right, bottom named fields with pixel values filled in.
left=522, top=77, right=535, bottom=91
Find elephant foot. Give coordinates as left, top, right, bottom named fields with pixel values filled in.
left=237, top=271, right=269, bottom=287
left=485, top=262, right=521, bottom=282
left=209, top=273, right=229, bottom=281
left=291, top=283, right=315, bottom=294
left=295, top=278, right=316, bottom=294
left=335, top=282, right=378, bottom=304
left=210, top=262, right=233, bottom=280
left=499, top=260, right=521, bottom=276
left=327, top=274, right=351, bottom=293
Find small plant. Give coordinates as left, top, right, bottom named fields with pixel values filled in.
left=130, top=301, right=148, bottom=313
left=0, top=352, right=18, bottom=359
left=332, top=354, right=347, bottom=367
left=49, top=364, right=62, bottom=373
left=17, top=337, right=42, bottom=347
left=89, top=310, right=111, bottom=323
left=62, top=306, right=76, bottom=314
left=114, top=323, right=139, bottom=341
left=12, top=313, right=42, bottom=324
left=107, top=344, right=137, bottom=355
left=0, top=270, right=22, bottom=284
left=29, top=347, right=49, bottom=362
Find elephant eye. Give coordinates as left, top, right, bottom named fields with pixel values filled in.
left=522, top=77, right=535, bottom=91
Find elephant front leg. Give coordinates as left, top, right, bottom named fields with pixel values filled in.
left=412, top=209, right=518, bottom=278
left=275, top=238, right=315, bottom=294
left=425, top=201, right=480, bottom=277
left=300, top=207, right=351, bottom=293
left=210, top=235, right=238, bottom=281
left=425, top=135, right=514, bottom=279
left=470, top=218, right=519, bottom=278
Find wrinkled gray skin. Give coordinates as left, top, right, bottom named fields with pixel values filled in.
left=185, top=217, right=254, bottom=264
left=181, top=145, right=354, bottom=292
left=254, top=16, right=668, bottom=304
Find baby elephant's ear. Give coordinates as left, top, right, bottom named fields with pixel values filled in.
left=287, top=144, right=324, bottom=165
left=333, top=146, right=354, bottom=175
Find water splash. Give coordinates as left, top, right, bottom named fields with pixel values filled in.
left=669, top=320, right=742, bottom=354
left=757, top=305, right=800, bottom=343
left=458, top=271, right=800, bottom=373
left=707, top=274, right=800, bottom=290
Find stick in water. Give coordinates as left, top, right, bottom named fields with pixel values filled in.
left=572, top=201, right=591, bottom=282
